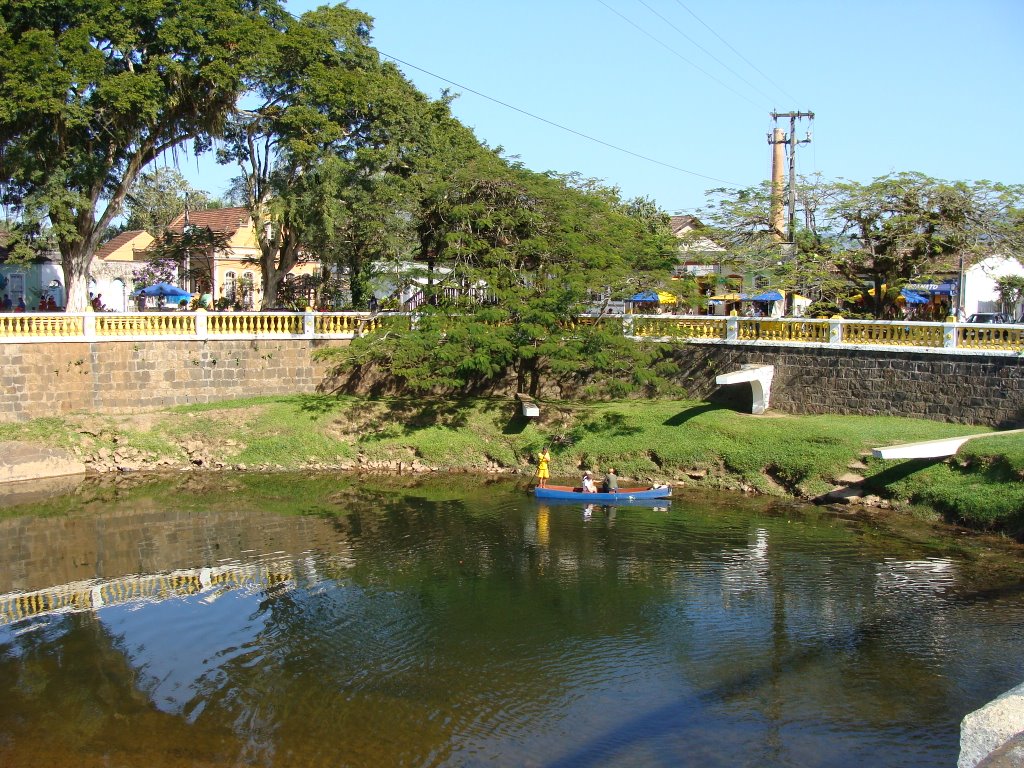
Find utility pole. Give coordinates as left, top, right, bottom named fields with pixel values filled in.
left=767, top=111, right=814, bottom=246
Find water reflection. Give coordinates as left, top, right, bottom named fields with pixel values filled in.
left=0, top=475, right=1021, bottom=768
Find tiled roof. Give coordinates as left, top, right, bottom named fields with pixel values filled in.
left=167, top=206, right=251, bottom=235
left=96, top=230, right=148, bottom=259
left=669, top=215, right=699, bottom=235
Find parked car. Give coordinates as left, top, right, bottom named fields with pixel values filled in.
left=965, top=313, right=1011, bottom=324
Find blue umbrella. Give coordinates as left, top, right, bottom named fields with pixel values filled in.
left=132, top=282, right=192, bottom=300
left=751, top=290, right=784, bottom=302
left=900, top=288, right=929, bottom=304
left=629, top=290, right=659, bottom=302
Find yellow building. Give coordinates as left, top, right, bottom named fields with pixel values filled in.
left=93, top=207, right=323, bottom=310
left=165, top=207, right=322, bottom=309
left=164, top=207, right=259, bottom=308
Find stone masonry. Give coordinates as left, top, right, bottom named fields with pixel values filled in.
left=2, top=338, right=1022, bottom=427
left=668, top=344, right=1024, bottom=428
left=0, top=339, right=348, bottom=421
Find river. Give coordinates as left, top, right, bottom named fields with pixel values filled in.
left=0, top=473, right=1022, bottom=767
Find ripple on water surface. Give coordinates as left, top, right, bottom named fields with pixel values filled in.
left=0, top=477, right=1023, bottom=767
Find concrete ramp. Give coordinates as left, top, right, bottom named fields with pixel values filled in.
left=715, top=364, right=774, bottom=415
left=0, top=442, right=86, bottom=484
left=872, top=428, right=1024, bottom=460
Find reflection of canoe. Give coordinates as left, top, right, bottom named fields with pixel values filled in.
left=533, top=485, right=671, bottom=501
left=538, top=498, right=671, bottom=509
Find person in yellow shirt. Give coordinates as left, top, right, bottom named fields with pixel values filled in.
left=536, top=447, right=551, bottom=488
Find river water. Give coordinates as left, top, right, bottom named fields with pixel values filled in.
left=0, top=473, right=1022, bottom=768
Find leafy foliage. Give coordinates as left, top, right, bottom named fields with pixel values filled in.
left=124, top=168, right=218, bottom=237
left=334, top=160, right=679, bottom=396
left=0, top=0, right=283, bottom=309
left=699, top=173, right=1024, bottom=317
left=217, top=4, right=441, bottom=309
left=996, top=274, right=1024, bottom=318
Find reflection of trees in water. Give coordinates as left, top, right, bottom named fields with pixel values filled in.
left=655, top=524, right=973, bottom=760
left=1, top=478, right=1022, bottom=766
left=0, top=611, right=240, bottom=766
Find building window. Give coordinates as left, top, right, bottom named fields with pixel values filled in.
left=241, top=271, right=255, bottom=310
left=10, top=273, right=25, bottom=302
left=224, top=271, right=237, bottom=303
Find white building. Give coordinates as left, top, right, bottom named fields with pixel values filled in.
left=961, top=255, right=1024, bottom=318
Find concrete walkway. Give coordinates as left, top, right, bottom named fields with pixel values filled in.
left=872, top=428, right=1024, bottom=460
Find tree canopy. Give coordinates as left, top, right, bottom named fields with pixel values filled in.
left=0, top=0, right=283, bottom=309
left=216, top=4, right=448, bottom=309
left=699, top=173, right=1024, bottom=317
left=335, top=160, right=680, bottom=397
left=123, top=168, right=218, bottom=238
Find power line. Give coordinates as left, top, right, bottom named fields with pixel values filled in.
left=672, top=0, right=800, bottom=105
left=633, top=0, right=776, bottom=107
left=377, top=50, right=742, bottom=187
left=596, top=0, right=764, bottom=110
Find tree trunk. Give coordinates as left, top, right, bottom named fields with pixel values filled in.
left=528, top=367, right=541, bottom=399
left=257, top=224, right=303, bottom=310
left=261, top=262, right=282, bottom=310
left=525, top=356, right=541, bottom=398
left=61, top=246, right=92, bottom=312
left=873, top=276, right=884, bottom=318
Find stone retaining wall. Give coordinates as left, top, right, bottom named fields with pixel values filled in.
left=2, top=339, right=1022, bottom=427
left=668, top=344, right=1024, bottom=428
left=0, top=339, right=347, bottom=421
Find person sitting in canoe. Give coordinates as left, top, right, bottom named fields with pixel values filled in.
left=536, top=447, right=551, bottom=488
left=602, top=467, right=619, bottom=493
left=581, top=471, right=597, bottom=493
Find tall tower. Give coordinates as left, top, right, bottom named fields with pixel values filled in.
left=770, top=128, right=786, bottom=241
left=767, top=111, right=814, bottom=245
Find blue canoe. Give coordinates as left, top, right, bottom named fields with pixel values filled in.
left=533, top=484, right=671, bottom=502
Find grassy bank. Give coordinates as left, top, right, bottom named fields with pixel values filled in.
left=2, top=394, right=1022, bottom=537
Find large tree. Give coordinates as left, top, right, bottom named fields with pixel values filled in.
left=699, top=173, right=1024, bottom=317
left=696, top=176, right=850, bottom=307
left=336, top=160, right=680, bottom=397
left=0, top=0, right=281, bottom=310
left=218, top=4, right=443, bottom=309
left=295, top=87, right=466, bottom=310
left=123, top=168, right=217, bottom=238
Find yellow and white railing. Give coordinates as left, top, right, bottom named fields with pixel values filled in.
left=1, top=310, right=1023, bottom=354
left=0, top=309, right=386, bottom=343
left=628, top=314, right=1024, bottom=353
left=0, top=561, right=298, bottom=625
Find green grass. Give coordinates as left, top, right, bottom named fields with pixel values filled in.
left=0, top=417, right=82, bottom=451
left=4, top=394, right=1023, bottom=535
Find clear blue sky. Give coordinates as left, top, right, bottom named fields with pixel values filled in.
left=177, top=0, right=1024, bottom=215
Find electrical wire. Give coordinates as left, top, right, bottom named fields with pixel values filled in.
left=672, top=0, right=800, bottom=105
left=633, top=0, right=776, bottom=107
left=596, top=0, right=764, bottom=110
left=378, top=50, right=742, bottom=187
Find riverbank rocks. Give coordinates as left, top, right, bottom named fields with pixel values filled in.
left=960, top=681, right=1024, bottom=768
left=0, top=441, right=86, bottom=484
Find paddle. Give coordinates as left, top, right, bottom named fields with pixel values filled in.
left=523, top=464, right=540, bottom=493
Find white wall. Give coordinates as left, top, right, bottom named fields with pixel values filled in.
left=963, top=255, right=1024, bottom=316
